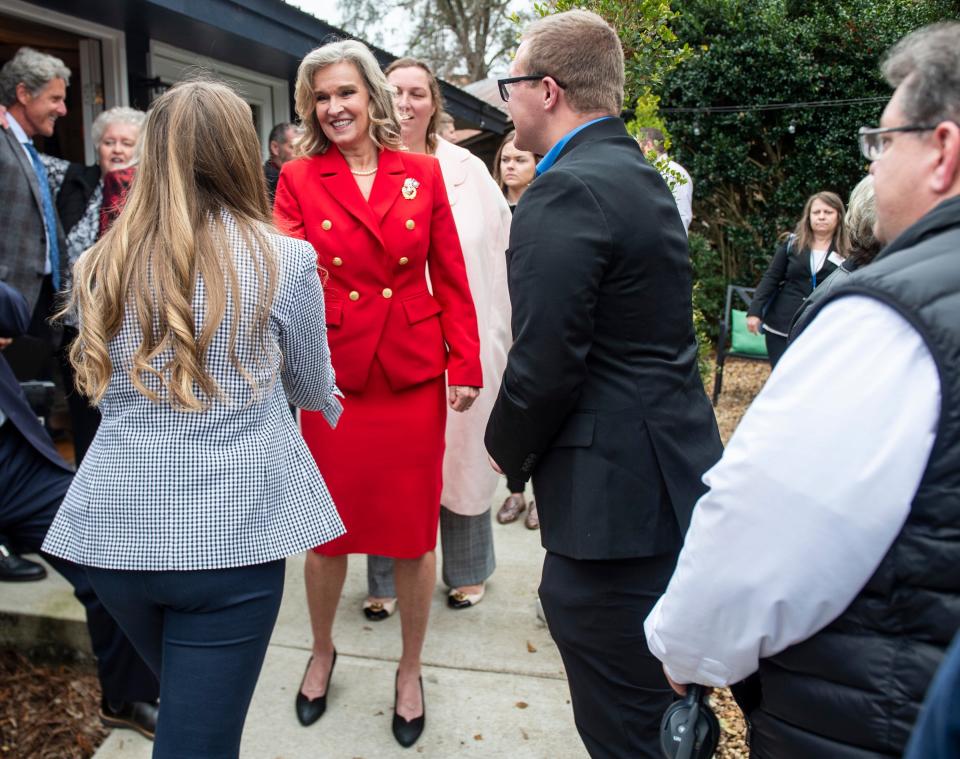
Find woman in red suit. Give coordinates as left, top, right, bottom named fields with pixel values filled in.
left=273, top=40, right=481, bottom=748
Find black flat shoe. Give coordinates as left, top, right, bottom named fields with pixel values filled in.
left=295, top=650, right=336, bottom=726
left=100, top=698, right=158, bottom=740
left=0, top=544, right=47, bottom=582
left=362, top=597, right=397, bottom=621
left=392, top=672, right=425, bottom=748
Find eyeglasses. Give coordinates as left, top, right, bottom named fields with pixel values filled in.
left=857, top=124, right=939, bottom=161
left=497, top=74, right=566, bottom=102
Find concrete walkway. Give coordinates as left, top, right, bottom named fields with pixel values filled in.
left=1, top=480, right=588, bottom=759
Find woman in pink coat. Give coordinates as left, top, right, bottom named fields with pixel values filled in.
left=364, top=58, right=512, bottom=617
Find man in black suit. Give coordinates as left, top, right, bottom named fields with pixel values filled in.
left=0, top=280, right=160, bottom=737
left=485, top=10, right=723, bottom=757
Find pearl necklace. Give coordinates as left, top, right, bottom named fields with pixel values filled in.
left=350, top=167, right=378, bottom=176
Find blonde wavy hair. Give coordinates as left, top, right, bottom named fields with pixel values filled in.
left=294, top=39, right=403, bottom=155
left=65, top=79, right=278, bottom=411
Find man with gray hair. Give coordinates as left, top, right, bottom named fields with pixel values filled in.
left=645, top=22, right=960, bottom=758
left=0, top=47, right=69, bottom=324
left=485, top=9, right=722, bottom=757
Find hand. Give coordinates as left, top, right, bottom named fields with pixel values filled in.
left=746, top=315, right=762, bottom=335
left=0, top=337, right=11, bottom=350
left=664, top=665, right=688, bottom=696
left=0, top=104, right=8, bottom=130
left=448, top=385, right=479, bottom=413
left=487, top=454, right=503, bottom=474
left=663, top=665, right=713, bottom=698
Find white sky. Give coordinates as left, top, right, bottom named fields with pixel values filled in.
left=286, top=0, right=412, bottom=57
left=286, top=0, right=520, bottom=75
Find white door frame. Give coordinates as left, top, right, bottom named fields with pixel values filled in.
left=0, top=0, right=127, bottom=111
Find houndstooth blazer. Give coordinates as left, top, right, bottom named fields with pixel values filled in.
left=43, top=213, right=346, bottom=570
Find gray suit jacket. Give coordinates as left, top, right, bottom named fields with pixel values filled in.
left=0, top=126, right=68, bottom=311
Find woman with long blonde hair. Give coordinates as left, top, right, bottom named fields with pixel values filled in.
left=42, top=79, right=345, bottom=758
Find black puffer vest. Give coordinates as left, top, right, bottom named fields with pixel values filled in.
left=752, top=196, right=960, bottom=759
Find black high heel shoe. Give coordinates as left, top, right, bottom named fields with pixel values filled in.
left=295, top=650, right=337, bottom=726
left=391, top=672, right=425, bottom=748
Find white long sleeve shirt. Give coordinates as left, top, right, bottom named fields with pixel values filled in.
left=644, top=295, right=941, bottom=687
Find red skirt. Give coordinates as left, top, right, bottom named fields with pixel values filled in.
left=301, top=359, right=446, bottom=558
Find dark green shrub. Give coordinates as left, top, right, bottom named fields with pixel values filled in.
left=664, top=0, right=959, bottom=326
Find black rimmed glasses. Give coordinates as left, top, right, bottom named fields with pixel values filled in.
left=497, top=74, right=566, bottom=102
left=857, top=124, right=940, bottom=161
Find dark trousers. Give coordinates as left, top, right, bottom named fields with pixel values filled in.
left=539, top=550, right=679, bottom=759
left=507, top=476, right=526, bottom=494
left=765, top=332, right=788, bottom=368
left=58, top=326, right=101, bottom=465
left=905, top=630, right=960, bottom=759
left=87, top=560, right=285, bottom=759
left=4, top=275, right=61, bottom=383
left=0, top=423, right=157, bottom=703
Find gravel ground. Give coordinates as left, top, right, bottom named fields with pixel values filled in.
left=1, top=358, right=770, bottom=759
left=706, top=356, right=772, bottom=758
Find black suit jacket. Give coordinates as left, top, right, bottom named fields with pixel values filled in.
left=485, top=118, right=723, bottom=560
left=0, top=281, right=71, bottom=472
left=747, top=237, right=840, bottom=334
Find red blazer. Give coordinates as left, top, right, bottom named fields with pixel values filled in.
left=274, top=146, right=482, bottom=393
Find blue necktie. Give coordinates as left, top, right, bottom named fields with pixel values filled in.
left=23, top=141, right=61, bottom=291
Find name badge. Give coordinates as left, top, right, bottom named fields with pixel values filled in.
left=828, top=251, right=845, bottom=266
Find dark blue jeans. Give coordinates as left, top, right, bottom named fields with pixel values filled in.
left=87, top=560, right=285, bottom=759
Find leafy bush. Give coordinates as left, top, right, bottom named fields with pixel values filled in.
left=662, top=0, right=959, bottom=331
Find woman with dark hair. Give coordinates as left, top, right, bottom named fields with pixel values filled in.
left=493, top=129, right=539, bottom=213
left=747, top=191, right=850, bottom=367
left=274, top=42, right=481, bottom=747
left=789, top=176, right=881, bottom=336
left=490, top=129, right=541, bottom=528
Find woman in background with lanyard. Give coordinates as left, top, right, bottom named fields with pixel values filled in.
left=746, top=191, right=850, bottom=367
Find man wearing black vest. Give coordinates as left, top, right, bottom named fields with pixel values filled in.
left=484, top=10, right=723, bottom=758
left=645, top=22, right=960, bottom=758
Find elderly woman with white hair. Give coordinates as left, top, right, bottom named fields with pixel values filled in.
left=0, top=103, right=147, bottom=461
left=46, top=106, right=146, bottom=462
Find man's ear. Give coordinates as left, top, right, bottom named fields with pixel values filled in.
left=15, top=82, right=32, bottom=107
left=269, top=140, right=280, bottom=159
left=542, top=77, right=562, bottom=112
left=930, top=120, right=960, bottom=195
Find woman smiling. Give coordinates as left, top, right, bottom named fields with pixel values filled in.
left=273, top=40, right=482, bottom=748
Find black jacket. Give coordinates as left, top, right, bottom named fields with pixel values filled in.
left=0, top=281, right=71, bottom=471
left=264, top=160, right=281, bottom=205
left=55, top=163, right=101, bottom=235
left=484, top=118, right=723, bottom=560
left=748, top=237, right=840, bottom=334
